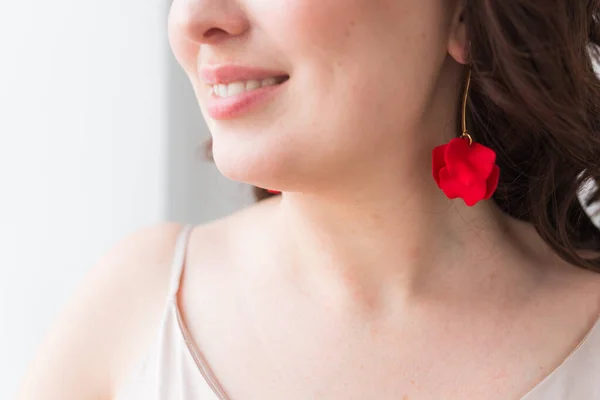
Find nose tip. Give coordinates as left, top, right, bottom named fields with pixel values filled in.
left=169, top=0, right=250, bottom=45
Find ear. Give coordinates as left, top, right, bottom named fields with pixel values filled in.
left=447, top=0, right=469, bottom=65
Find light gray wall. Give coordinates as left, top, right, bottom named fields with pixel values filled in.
left=165, top=55, right=253, bottom=224
left=0, top=0, right=250, bottom=396
left=1, top=1, right=598, bottom=398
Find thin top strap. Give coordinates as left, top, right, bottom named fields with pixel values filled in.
left=168, top=224, right=194, bottom=299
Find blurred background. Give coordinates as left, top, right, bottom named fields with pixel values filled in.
left=0, top=1, right=253, bottom=397
left=1, top=1, right=600, bottom=399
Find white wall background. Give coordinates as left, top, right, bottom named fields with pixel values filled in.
left=0, top=1, right=599, bottom=399
left=0, top=0, right=250, bottom=398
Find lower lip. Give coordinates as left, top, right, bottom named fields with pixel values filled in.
left=205, top=81, right=288, bottom=120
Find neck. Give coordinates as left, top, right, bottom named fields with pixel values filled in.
left=272, top=177, right=529, bottom=312
left=266, top=63, right=542, bottom=312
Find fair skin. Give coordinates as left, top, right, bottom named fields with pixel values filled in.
left=17, top=0, right=600, bottom=399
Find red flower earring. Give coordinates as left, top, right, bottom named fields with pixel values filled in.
left=432, top=69, right=500, bottom=207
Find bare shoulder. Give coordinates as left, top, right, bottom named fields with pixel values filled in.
left=16, top=222, right=186, bottom=400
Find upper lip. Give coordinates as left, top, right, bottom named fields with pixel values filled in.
left=200, top=64, right=289, bottom=85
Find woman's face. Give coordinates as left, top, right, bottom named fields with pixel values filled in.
left=168, top=0, right=465, bottom=193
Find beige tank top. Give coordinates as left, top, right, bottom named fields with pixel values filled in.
left=114, top=225, right=600, bottom=400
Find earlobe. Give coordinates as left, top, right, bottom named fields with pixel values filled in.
left=448, top=7, right=469, bottom=65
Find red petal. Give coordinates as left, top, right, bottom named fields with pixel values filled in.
left=444, top=138, right=477, bottom=185
left=439, top=165, right=487, bottom=206
left=438, top=168, right=461, bottom=199
left=435, top=138, right=499, bottom=207
left=467, top=143, right=496, bottom=180
left=483, top=165, right=500, bottom=200
left=453, top=161, right=478, bottom=186
left=444, top=138, right=470, bottom=170
left=432, top=144, right=448, bottom=187
left=461, top=181, right=487, bottom=206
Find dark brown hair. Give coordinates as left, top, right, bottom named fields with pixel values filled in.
left=213, top=1, right=600, bottom=271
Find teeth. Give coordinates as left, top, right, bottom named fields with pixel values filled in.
left=227, top=81, right=246, bottom=97
left=218, top=84, right=228, bottom=97
left=246, top=80, right=261, bottom=91
left=261, top=77, right=278, bottom=87
left=212, top=76, right=286, bottom=98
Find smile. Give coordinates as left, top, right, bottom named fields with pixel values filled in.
left=211, top=76, right=289, bottom=98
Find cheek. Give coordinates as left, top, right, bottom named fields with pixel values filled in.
left=250, top=1, right=362, bottom=61
left=260, top=0, right=444, bottom=59
left=269, top=1, right=447, bottom=130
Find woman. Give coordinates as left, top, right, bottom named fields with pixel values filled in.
left=17, top=0, right=600, bottom=399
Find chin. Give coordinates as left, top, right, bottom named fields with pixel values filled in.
left=211, top=138, right=289, bottom=188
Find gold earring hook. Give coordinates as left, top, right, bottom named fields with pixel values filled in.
left=460, top=68, right=473, bottom=146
